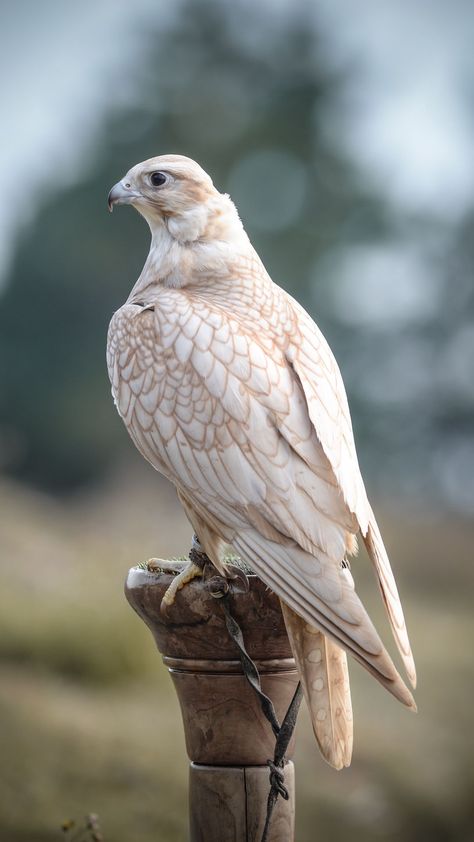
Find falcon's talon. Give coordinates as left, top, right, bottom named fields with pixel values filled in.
left=160, top=560, right=203, bottom=611
left=206, top=575, right=230, bottom=599
left=146, top=558, right=187, bottom=576
left=224, top=564, right=250, bottom=594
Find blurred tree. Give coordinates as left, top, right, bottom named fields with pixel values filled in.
left=0, top=0, right=385, bottom=490
left=3, top=0, right=471, bottom=505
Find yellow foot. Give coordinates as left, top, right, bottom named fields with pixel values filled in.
left=160, top=560, right=203, bottom=611
left=146, top=558, right=187, bottom=575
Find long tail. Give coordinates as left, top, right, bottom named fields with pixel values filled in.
left=281, top=602, right=353, bottom=770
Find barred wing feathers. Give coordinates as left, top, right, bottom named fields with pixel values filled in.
left=107, top=285, right=415, bottom=709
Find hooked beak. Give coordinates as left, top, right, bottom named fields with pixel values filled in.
left=107, top=181, right=140, bottom=212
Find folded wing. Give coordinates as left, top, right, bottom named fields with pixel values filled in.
left=107, top=282, right=416, bottom=704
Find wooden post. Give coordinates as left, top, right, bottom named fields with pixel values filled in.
left=125, top=566, right=299, bottom=842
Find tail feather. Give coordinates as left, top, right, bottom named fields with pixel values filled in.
left=281, top=602, right=353, bottom=770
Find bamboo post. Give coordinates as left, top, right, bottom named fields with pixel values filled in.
left=125, top=565, right=299, bottom=842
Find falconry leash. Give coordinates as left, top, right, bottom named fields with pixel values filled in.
left=194, top=537, right=303, bottom=842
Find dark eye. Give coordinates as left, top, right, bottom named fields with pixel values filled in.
left=150, top=171, right=167, bottom=187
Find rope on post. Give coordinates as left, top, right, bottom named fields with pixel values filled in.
left=261, top=682, right=302, bottom=842
left=206, top=570, right=303, bottom=842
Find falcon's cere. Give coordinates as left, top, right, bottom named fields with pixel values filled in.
left=107, top=154, right=416, bottom=770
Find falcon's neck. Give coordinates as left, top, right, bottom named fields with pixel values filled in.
left=128, top=199, right=250, bottom=303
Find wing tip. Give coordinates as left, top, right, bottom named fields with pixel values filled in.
left=393, top=677, right=417, bottom=711
left=364, top=518, right=418, bottom=691
left=407, top=666, right=417, bottom=690
left=405, top=696, right=417, bottom=713
left=401, top=650, right=417, bottom=689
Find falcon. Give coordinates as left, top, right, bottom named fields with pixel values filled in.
left=107, top=155, right=416, bottom=770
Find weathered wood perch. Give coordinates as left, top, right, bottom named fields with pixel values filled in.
left=125, top=565, right=300, bottom=842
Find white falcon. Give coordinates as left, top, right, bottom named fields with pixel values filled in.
left=107, top=155, right=416, bottom=770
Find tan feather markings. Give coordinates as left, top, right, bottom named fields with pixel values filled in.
left=106, top=215, right=417, bottom=750
left=281, top=603, right=353, bottom=770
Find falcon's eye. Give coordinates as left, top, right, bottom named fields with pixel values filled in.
left=150, top=171, right=167, bottom=187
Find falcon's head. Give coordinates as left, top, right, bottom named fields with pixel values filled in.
left=108, top=154, right=241, bottom=244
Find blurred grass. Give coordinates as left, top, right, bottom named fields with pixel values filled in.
left=0, top=463, right=473, bottom=841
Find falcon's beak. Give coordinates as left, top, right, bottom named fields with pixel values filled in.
left=107, top=181, right=140, bottom=212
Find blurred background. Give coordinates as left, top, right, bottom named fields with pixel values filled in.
left=1, top=0, right=473, bottom=839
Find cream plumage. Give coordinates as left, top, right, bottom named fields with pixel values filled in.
left=107, top=154, right=416, bottom=770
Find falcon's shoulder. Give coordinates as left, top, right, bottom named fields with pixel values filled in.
left=107, top=302, right=159, bottom=415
